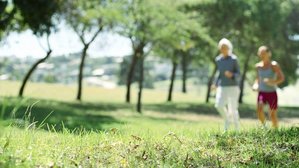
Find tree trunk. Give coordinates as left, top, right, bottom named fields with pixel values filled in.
left=19, top=50, right=52, bottom=97
left=167, top=61, right=177, bottom=102
left=125, top=53, right=138, bottom=103
left=137, top=55, right=144, bottom=113
left=74, top=27, right=102, bottom=101
left=239, top=54, right=252, bottom=103
left=181, top=54, right=188, bottom=93
left=205, top=63, right=217, bottom=103
left=76, top=45, right=89, bottom=101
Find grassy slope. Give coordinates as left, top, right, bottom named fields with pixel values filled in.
left=0, top=81, right=298, bottom=167
left=0, top=124, right=298, bottom=167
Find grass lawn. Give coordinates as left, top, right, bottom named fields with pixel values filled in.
left=0, top=81, right=298, bottom=167
left=0, top=80, right=204, bottom=103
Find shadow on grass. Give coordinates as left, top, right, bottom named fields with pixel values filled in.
left=0, top=97, right=129, bottom=132
left=1, top=97, right=298, bottom=132
left=143, top=102, right=299, bottom=119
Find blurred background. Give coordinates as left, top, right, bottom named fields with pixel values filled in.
left=0, top=0, right=298, bottom=112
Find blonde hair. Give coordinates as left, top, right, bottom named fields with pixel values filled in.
left=218, top=38, right=233, bottom=54
left=258, top=45, right=270, bottom=56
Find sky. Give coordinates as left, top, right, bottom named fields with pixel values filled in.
left=0, top=24, right=132, bottom=58
left=2, top=22, right=298, bottom=59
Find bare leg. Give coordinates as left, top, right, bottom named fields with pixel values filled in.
left=257, top=103, right=266, bottom=126
left=269, top=109, right=278, bottom=128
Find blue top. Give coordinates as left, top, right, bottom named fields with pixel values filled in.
left=258, top=65, right=277, bottom=92
left=215, top=55, right=240, bottom=87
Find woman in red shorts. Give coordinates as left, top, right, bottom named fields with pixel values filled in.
left=252, top=46, right=285, bottom=128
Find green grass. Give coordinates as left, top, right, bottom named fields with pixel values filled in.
left=0, top=122, right=298, bottom=167
left=0, top=81, right=298, bottom=167
left=0, top=80, right=203, bottom=103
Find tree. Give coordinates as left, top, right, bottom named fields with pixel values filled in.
left=153, top=43, right=181, bottom=102
left=119, top=0, right=175, bottom=111
left=237, top=0, right=299, bottom=103
left=152, top=1, right=213, bottom=102
left=118, top=0, right=164, bottom=111
left=187, top=0, right=299, bottom=104
left=180, top=35, right=214, bottom=94
left=184, top=0, right=245, bottom=102
left=63, top=0, right=121, bottom=101
left=118, top=0, right=149, bottom=105
left=118, top=55, right=155, bottom=88
left=14, top=0, right=61, bottom=97
left=187, top=37, right=217, bottom=103
left=181, top=51, right=189, bottom=93
left=0, top=0, right=16, bottom=39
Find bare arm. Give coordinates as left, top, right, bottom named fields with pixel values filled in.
left=252, top=64, right=259, bottom=91
left=272, top=63, right=285, bottom=85
left=264, top=62, right=285, bottom=86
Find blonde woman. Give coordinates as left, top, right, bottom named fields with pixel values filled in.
left=214, top=38, right=241, bottom=131
left=252, top=46, right=285, bottom=128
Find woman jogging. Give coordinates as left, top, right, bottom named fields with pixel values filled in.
left=252, top=46, right=285, bottom=128
left=214, top=38, right=241, bottom=131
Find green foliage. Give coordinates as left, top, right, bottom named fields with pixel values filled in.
left=63, top=0, right=100, bottom=33
left=286, top=1, right=299, bottom=36
left=119, top=0, right=181, bottom=50
left=188, top=0, right=299, bottom=88
left=152, top=1, right=213, bottom=65
left=62, top=0, right=122, bottom=43
left=0, top=0, right=16, bottom=39
left=189, top=0, right=251, bottom=38
left=13, top=0, right=61, bottom=36
left=251, top=0, right=299, bottom=87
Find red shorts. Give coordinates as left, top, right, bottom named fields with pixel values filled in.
left=258, top=92, right=278, bottom=110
